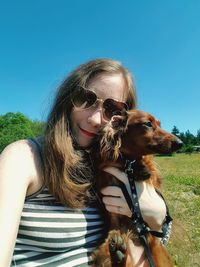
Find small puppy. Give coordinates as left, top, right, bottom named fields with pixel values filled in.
left=92, top=109, right=183, bottom=267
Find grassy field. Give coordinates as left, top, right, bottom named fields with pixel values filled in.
left=155, top=153, right=200, bottom=267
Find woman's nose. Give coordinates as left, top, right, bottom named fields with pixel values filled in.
left=87, top=109, right=104, bottom=128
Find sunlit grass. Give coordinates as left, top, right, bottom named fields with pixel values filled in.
left=155, top=154, right=200, bottom=267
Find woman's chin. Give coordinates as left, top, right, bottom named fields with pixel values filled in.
left=75, top=137, right=93, bottom=149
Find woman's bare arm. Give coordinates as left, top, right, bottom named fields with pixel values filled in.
left=0, top=140, right=39, bottom=266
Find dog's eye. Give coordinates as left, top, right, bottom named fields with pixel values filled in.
left=143, top=121, right=153, bottom=128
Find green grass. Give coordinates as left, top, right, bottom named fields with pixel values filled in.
left=155, top=153, right=200, bottom=267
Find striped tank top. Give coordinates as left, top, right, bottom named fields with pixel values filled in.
left=11, top=187, right=106, bottom=266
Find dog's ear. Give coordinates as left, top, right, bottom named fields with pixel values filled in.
left=100, top=114, right=127, bottom=161
left=100, top=112, right=128, bottom=161
left=100, top=125, right=122, bottom=161
left=111, top=111, right=128, bottom=131
left=100, top=126, right=119, bottom=161
left=156, top=120, right=161, bottom=127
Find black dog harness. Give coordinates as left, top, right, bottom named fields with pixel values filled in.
left=118, top=159, right=173, bottom=267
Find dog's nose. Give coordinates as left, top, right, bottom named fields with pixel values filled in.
left=171, top=138, right=183, bottom=151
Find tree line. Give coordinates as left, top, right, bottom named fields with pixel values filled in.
left=0, top=112, right=199, bottom=153
left=171, top=126, right=200, bottom=153
left=0, top=112, right=45, bottom=153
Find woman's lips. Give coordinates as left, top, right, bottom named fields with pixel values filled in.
left=79, top=127, right=97, bottom=137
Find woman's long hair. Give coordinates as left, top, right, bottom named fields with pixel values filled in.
left=43, top=58, right=137, bottom=208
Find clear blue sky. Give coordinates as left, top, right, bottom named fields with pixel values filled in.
left=0, top=0, right=199, bottom=135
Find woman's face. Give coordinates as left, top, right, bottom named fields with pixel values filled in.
left=70, top=73, right=127, bottom=148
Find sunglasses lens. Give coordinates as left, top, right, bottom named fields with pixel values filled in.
left=103, top=99, right=127, bottom=120
left=72, top=87, right=97, bottom=109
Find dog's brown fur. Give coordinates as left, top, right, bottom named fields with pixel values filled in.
left=92, top=110, right=183, bottom=267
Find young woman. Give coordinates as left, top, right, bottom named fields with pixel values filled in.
left=0, top=58, right=167, bottom=266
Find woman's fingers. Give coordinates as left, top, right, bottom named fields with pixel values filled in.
left=101, top=187, right=132, bottom=218
left=102, top=195, right=124, bottom=207
left=101, top=186, right=123, bottom=197
left=100, top=167, right=133, bottom=217
left=103, top=204, right=125, bottom=215
left=102, top=167, right=128, bottom=184
left=102, top=167, right=132, bottom=195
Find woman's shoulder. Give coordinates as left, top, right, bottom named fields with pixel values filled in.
left=1, top=139, right=40, bottom=164
left=0, top=139, right=44, bottom=195
left=1, top=139, right=33, bottom=160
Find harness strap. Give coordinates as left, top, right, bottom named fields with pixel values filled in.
left=140, top=234, right=156, bottom=267
left=119, top=180, right=134, bottom=213
left=120, top=159, right=173, bottom=267
left=124, top=159, right=172, bottom=236
left=115, top=178, right=156, bottom=267
left=126, top=163, right=156, bottom=267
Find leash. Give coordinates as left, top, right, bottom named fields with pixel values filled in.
left=118, top=159, right=173, bottom=267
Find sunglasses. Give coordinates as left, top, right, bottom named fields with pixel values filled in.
left=71, top=86, right=128, bottom=121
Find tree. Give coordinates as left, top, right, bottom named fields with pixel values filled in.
left=0, top=112, right=44, bottom=153
left=184, top=130, right=196, bottom=145
left=179, top=132, right=185, bottom=144
left=30, top=120, right=46, bottom=137
left=182, top=144, right=195, bottom=154
left=171, top=126, right=180, bottom=137
left=196, top=129, right=200, bottom=145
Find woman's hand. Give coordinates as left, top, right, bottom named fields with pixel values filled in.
left=100, top=167, right=132, bottom=218
left=100, top=166, right=167, bottom=231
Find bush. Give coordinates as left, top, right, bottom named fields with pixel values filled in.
left=0, top=112, right=45, bottom=153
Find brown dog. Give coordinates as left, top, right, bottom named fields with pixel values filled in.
left=92, top=109, right=183, bottom=267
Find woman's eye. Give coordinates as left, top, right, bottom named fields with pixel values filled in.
left=143, top=121, right=153, bottom=128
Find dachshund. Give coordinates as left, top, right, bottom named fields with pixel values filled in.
left=92, top=109, right=183, bottom=267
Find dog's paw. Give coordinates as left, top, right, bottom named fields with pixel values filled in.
left=109, top=232, right=127, bottom=265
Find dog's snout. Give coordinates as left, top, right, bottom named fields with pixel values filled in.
left=171, top=138, right=183, bottom=151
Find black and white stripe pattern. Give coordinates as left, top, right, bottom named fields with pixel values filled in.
left=11, top=188, right=105, bottom=266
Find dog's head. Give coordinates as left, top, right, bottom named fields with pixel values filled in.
left=120, top=110, right=183, bottom=159
left=100, top=109, right=183, bottom=160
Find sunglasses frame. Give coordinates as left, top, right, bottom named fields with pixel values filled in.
left=71, top=86, right=128, bottom=121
